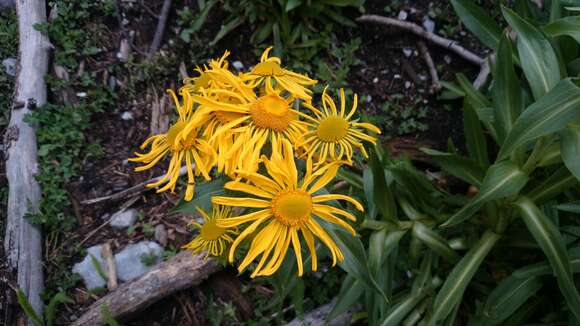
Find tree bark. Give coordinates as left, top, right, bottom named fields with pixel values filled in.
left=71, top=252, right=221, bottom=326
left=4, top=0, right=49, bottom=325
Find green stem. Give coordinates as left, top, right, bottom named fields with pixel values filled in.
left=522, top=137, right=546, bottom=174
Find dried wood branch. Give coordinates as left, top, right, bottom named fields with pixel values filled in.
left=4, top=1, right=50, bottom=325
left=101, top=243, right=118, bottom=291
left=147, top=0, right=172, bottom=59
left=71, top=252, right=220, bottom=326
left=357, top=15, right=484, bottom=66
left=417, top=41, right=441, bottom=93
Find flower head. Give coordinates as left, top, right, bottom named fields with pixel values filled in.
left=183, top=205, right=238, bottom=257
left=129, top=89, right=216, bottom=201
left=298, top=88, right=381, bottom=167
left=212, top=140, right=364, bottom=277
left=242, top=47, right=317, bottom=102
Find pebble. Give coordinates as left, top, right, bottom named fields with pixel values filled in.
left=444, top=55, right=452, bottom=64
left=2, top=58, right=16, bottom=77
left=232, top=61, right=244, bottom=70
left=154, top=224, right=168, bottom=247
left=398, top=10, right=408, bottom=21
left=366, top=95, right=372, bottom=103
left=405, top=81, right=412, bottom=89
left=402, top=48, right=413, bottom=58
left=423, top=17, right=436, bottom=33
left=121, top=111, right=134, bottom=121
left=72, top=245, right=107, bottom=290
left=372, top=77, right=379, bottom=83
left=76, top=92, right=87, bottom=98
left=110, top=208, right=138, bottom=230
left=115, top=241, right=163, bottom=282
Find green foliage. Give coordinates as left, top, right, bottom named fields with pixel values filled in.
left=100, top=304, right=121, bottom=326
left=326, top=1, right=580, bottom=324
left=185, top=0, right=364, bottom=60
left=16, top=289, right=73, bottom=326
left=370, top=94, right=429, bottom=136
left=0, top=10, right=17, bottom=130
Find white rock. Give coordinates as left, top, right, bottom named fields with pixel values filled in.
left=366, top=95, right=372, bottom=103
left=110, top=208, right=138, bottom=229
left=114, top=241, right=163, bottom=282
left=444, top=55, right=452, bottom=64
left=405, top=81, right=412, bottom=89
left=2, top=58, right=16, bottom=77
left=154, top=224, right=168, bottom=247
left=232, top=60, right=244, bottom=70
left=403, top=48, right=413, bottom=58
left=372, top=77, right=379, bottom=84
left=76, top=92, right=87, bottom=98
left=423, top=17, right=436, bottom=33
left=398, top=10, right=408, bottom=21
left=394, top=74, right=401, bottom=79
left=72, top=245, right=107, bottom=290
left=120, top=111, right=134, bottom=121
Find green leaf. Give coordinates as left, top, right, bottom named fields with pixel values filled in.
left=544, top=16, right=580, bottom=44
left=369, top=148, right=397, bottom=221
left=463, top=99, right=489, bottom=167
left=421, top=148, right=485, bottom=186
left=493, top=31, right=524, bottom=142
left=557, top=201, right=580, bottom=213
left=100, top=304, right=121, bottom=326
left=412, top=222, right=460, bottom=263
left=527, top=166, right=577, bottom=203
left=210, top=16, right=244, bottom=45
left=482, top=275, right=543, bottom=324
left=318, top=0, right=363, bottom=6
left=497, top=79, right=580, bottom=160
left=328, top=275, right=364, bottom=320
left=285, top=0, right=302, bottom=12
left=514, top=197, right=580, bottom=320
left=381, top=290, right=429, bottom=326
left=442, top=161, right=528, bottom=227
left=561, top=125, right=580, bottom=181
left=171, top=178, right=227, bottom=214
left=46, top=292, right=74, bottom=326
left=16, top=288, right=45, bottom=326
left=337, top=168, right=363, bottom=190
left=190, top=0, right=217, bottom=33
left=450, top=0, right=502, bottom=49
left=429, top=230, right=501, bottom=325
left=502, top=6, right=561, bottom=100
left=513, top=248, right=580, bottom=278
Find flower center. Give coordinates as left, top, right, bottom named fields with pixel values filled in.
left=200, top=219, right=226, bottom=241
left=249, top=95, right=294, bottom=132
left=272, top=190, right=312, bottom=226
left=317, top=116, right=349, bottom=142
left=213, top=110, right=244, bottom=124
left=166, top=121, right=196, bottom=151
left=251, top=61, right=286, bottom=76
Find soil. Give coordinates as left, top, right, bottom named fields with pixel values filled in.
left=1, top=0, right=492, bottom=325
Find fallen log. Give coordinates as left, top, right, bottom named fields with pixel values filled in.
left=284, top=298, right=357, bottom=326
left=71, top=252, right=221, bottom=326
left=4, top=0, right=50, bottom=325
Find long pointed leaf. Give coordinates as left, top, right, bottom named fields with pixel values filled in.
left=502, top=6, right=561, bottom=100
left=413, top=222, right=460, bottom=263
left=514, top=197, right=580, bottom=320
left=450, top=0, right=502, bottom=49
left=483, top=275, right=543, bottom=324
left=463, top=99, right=489, bottom=167
left=527, top=166, right=577, bottom=203
left=421, top=148, right=485, bottom=186
left=443, top=161, right=528, bottom=227
left=429, top=230, right=501, bottom=325
left=561, top=125, right=580, bottom=181
left=498, top=79, right=580, bottom=160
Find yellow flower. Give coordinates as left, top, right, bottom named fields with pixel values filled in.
left=298, top=88, right=381, bottom=167
left=183, top=205, right=238, bottom=258
left=242, top=47, right=317, bottom=102
left=182, top=51, right=232, bottom=93
left=213, top=140, right=364, bottom=277
left=190, top=86, right=307, bottom=174
left=129, top=89, right=216, bottom=201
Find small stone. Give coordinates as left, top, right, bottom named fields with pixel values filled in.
left=2, top=58, right=16, bottom=77
left=419, top=74, right=427, bottom=81
left=366, top=95, right=372, bottom=103
left=114, top=241, right=163, bottom=282
left=120, top=111, right=134, bottom=121
left=394, top=74, right=401, bottom=79
left=422, top=17, right=436, bottom=33
left=402, top=48, right=413, bottom=58
left=72, top=245, right=107, bottom=290
left=110, top=208, right=138, bottom=229
left=372, top=77, right=379, bottom=84
left=154, top=224, right=168, bottom=247
left=444, top=55, right=452, bottom=64
left=76, top=92, right=87, bottom=98
left=117, top=39, right=131, bottom=62
left=232, top=61, right=244, bottom=70
left=405, top=81, right=412, bottom=89
left=398, top=10, right=408, bottom=21
left=108, top=76, right=117, bottom=91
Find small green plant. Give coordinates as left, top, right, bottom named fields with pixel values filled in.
left=16, top=289, right=73, bottom=326
left=90, top=254, right=108, bottom=282
left=100, top=304, right=121, bottom=326
left=368, top=94, right=429, bottom=136
left=140, top=252, right=159, bottom=267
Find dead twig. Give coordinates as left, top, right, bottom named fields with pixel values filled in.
left=357, top=15, right=484, bottom=66
left=81, top=166, right=187, bottom=205
left=417, top=41, right=441, bottom=93
left=147, top=0, right=172, bottom=60
left=101, top=242, right=118, bottom=291
left=473, top=56, right=492, bottom=90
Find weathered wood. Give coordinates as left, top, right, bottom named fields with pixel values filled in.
left=71, top=252, right=221, bottom=326
left=284, top=298, right=356, bottom=326
left=4, top=0, right=49, bottom=325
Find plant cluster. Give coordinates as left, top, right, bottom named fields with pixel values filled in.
left=130, top=47, right=381, bottom=277
left=322, top=0, right=580, bottom=324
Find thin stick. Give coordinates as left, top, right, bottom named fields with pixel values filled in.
left=417, top=41, right=441, bottom=93
left=357, top=15, right=484, bottom=66
left=101, top=242, right=118, bottom=291
left=473, top=56, right=492, bottom=90
left=147, top=0, right=172, bottom=60
left=81, top=166, right=187, bottom=205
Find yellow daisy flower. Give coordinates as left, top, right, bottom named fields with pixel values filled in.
left=183, top=205, right=238, bottom=258
left=242, top=47, right=317, bottom=102
left=182, top=51, right=232, bottom=93
left=129, top=89, right=216, bottom=201
left=298, top=88, right=381, bottom=167
left=213, top=140, right=364, bottom=277
left=190, top=86, right=307, bottom=174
